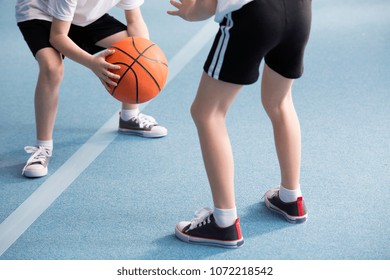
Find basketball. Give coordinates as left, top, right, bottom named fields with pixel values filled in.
left=105, top=37, right=168, bottom=104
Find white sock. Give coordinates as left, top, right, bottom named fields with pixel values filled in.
left=213, top=207, right=237, bottom=228
left=121, top=108, right=139, bottom=121
left=279, top=184, right=302, bottom=203
left=36, top=139, right=53, bottom=150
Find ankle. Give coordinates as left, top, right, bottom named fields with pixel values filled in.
left=121, top=109, right=140, bottom=121
left=279, top=184, right=302, bottom=203
left=36, top=139, right=53, bottom=150
left=213, top=207, right=237, bottom=228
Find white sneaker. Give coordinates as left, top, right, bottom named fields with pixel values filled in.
left=22, top=146, right=52, bottom=178
left=118, top=113, right=168, bottom=138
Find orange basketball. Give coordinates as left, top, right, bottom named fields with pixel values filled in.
left=105, top=37, right=168, bottom=104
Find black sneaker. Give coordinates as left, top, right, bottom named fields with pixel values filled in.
left=175, top=207, right=244, bottom=249
left=264, top=187, right=308, bottom=223
left=118, top=112, right=167, bottom=138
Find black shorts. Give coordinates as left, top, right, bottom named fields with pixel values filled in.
left=17, top=14, right=127, bottom=57
left=204, top=0, right=312, bottom=84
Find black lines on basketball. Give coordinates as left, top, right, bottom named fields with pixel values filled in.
left=105, top=37, right=168, bottom=104
left=110, top=62, right=131, bottom=97
left=131, top=38, right=168, bottom=67
left=112, top=45, right=166, bottom=91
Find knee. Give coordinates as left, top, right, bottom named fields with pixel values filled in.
left=39, top=59, right=64, bottom=85
left=262, top=96, right=291, bottom=122
left=190, top=101, right=215, bottom=128
left=190, top=101, right=204, bottom=126
left=191, top=101, right=227, bottom=130
left=262, top=97, right=278, bottom=117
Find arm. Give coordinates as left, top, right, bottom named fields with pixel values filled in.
left=125, top=8, right=150, bottom=38
left=167, top=0, right=217, bottom=21
left=49, top=18, right=120, bottom=90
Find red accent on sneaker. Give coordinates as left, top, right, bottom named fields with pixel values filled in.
left=297, top=197, right=304, bottom=216
left=235, top=218, right=243, bottom=240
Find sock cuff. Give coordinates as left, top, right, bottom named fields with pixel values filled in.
left=121, top=108, right=140, bottom=121
left=213, top=207, right=237, bottom=228
left=279, top=184, right=302, bottom=203
left=36, top=139, right=53, bottom=149
left=214, top=207, right=237, bottom=216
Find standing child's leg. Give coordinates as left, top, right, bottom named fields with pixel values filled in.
left=261, top=64, right=307, bottom=223
left=261, top=64, right=300, bottom=190
left=22, top=47, right=63, bottom=178
left=35, top=48, right=64, bottom=142
left=175, top=72, right=244, bottom=248
left=191, top=73, right=242, bottom=210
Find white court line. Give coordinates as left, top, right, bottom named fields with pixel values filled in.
left=0, top=20, right=217, bottom=256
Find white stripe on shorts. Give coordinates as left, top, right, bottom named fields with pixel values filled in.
left=207, top=13, right=234, bottom=80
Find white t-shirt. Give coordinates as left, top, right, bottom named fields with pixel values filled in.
left=215, top=0, right=254, bottom=22
left=16, top=0, right=144, bottom=26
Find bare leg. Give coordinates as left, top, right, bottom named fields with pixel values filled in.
left=34, top=48, right=64, bottom=141
left=261, top=64, right=301, bottom=190
left=191, top=72, right=243, bottom=209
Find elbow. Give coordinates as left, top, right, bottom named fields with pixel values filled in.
left=49, top=36, right=57, bottom=48
left=49, top=33, right=62, bottom=51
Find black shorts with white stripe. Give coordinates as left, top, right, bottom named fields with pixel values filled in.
left=204, top=0, right=312, bottom=84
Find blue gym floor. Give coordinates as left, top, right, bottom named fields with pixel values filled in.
left=0, top=0, right=389, bottom=260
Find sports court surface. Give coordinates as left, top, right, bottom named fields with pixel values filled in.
left=0, top=0, right=389, bottom=260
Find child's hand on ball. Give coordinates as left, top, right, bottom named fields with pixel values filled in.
left=90, top=49, right=121, bottom=91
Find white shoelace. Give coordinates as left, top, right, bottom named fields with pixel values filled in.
left=130, top=113, right=158, bottom=129
left=188, top=207, right=213, bottom=230
left=22, top=146, right=52, bottom=174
